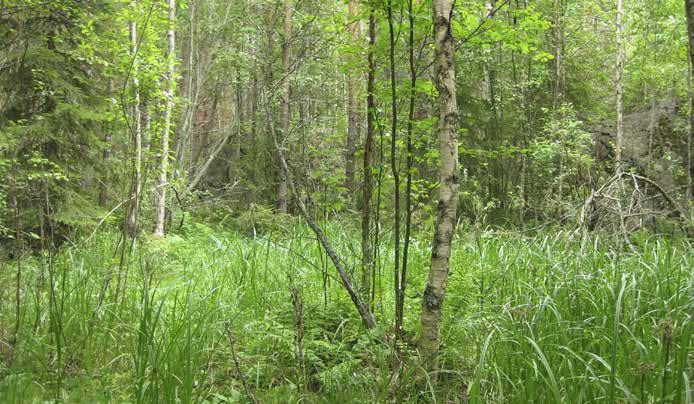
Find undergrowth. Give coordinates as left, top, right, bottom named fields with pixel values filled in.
left=0, top=222, right=692, bottom=403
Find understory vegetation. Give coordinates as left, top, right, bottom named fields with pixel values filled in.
left=2, top=0, right=694, bottom=402
left=1, top=223, right=691, bottom=403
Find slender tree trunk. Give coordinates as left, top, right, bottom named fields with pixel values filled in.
left=552, top=0, right=564, bottom=109
left=685, top=0, right=694, bottom=202
left=10, top=179, right=22, bottom=354
left=263, top=6, right=277, bottom=206
left=248, top=73, right=259, bottom=205
left=267, top=98, right=377, bottom=329
left=99, top=135, right=112, bottom=207
left=250, top=72, right=259, bottom=140
left=345, top=0, right=360, bottom=193
left=174, top=0, right=194, bottom=183
left=234, top=77, right=244, bottom=174
left=420, top=0, right=460, bottom=369
left=184, top=126, right=234, bottom=198
left=615, top=0, right=624, bottom=174
left=374, top=98, right=386, bottom=313
left=155, top=0, right=176, bottom=237
left=277, top=0, right=292, bottom=214
left=386, top=0, right=403, bottom=336
left=290, top=282, right=307, bottom=389
left=99, top=80, right=114, bottom=208
left=398, top=0, right=416, bottom=338
left=486, top=59, right=503, bottom=216
left=126, top=2, right=142, bottom=236
left=361, top=9, right=376, bottom=303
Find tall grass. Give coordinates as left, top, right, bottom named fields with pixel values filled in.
left=0, top=222, right=692, bottom=402
left=460, top=232, right=693, bottom=403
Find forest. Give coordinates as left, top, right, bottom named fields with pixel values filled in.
left=0, top=0, right=693, bottom=402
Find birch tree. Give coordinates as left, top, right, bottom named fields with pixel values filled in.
left=420, top=0, right=461, bottom=369
left=155, top=0, right=176, bottom=236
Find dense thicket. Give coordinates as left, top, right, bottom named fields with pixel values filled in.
left=1, top=0, right=691, bottom=240
left=1, top=0, right=692, bottom=402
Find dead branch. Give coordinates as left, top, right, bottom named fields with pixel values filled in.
left=580, top=172, right=692, bottom=234
left=225, top=321, right=257, bottom=404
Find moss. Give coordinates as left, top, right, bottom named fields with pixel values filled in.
left=423, top=284, right=442, bottom=311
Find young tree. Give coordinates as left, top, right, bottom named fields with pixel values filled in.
left=155, top=0, right=176, bottom=236
left=277, top=0, right=292, bottom=214
left=174, top=0, right=195, bottom=186
left=386, top=0, right=403, bottom=336
left=100, top=80, right=114, bottom=208
left=125, top=0, right=142, bottom=236
left=398, top=0, right=417, bottom=340
left=420, top=0, right=461, bottom=368
left=553, top=0, right=566, bottom=109
left=361, top=9, right=377, bottom=303
left=345, top=0, right=360, bottom=193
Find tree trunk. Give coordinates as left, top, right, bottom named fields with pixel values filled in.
left=685, top=0, right=694, bottom=202
left=99, top=80, right=114, bottom=208
left=386, top=0, right=403, bottom=336
left=345, top=0, right=360, bottom=193
left=234, top=77, right=244, bottom=177
left=361, top=9, right=376, bottom=304
left=398, top=0, right=416, bottom=338
left=174, top=0, right=194, bottom=185
left=125, top=1, right=142, bottom=237
left=184, top=124, right=235, bottom=198
left=552, top=0, right=565, bottom=109
left=615, top=0, right=624, bottom=174
left=420, top=0, right=460, bottom=369
left=277, top=0, right=292, bottom=214
left=155, top=0, right=176, bottom=237
left=267, top=98, right=377, bottom=329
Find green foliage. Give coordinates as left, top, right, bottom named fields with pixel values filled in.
left=1, top=1, right=693, bottom=400
left=234, top=203, right=288, bottom=234
left=0, top=1, right=118, bottom=240
left=527, top=103, right=594, bottom=216
left=0, top=224, right=691, bottom=402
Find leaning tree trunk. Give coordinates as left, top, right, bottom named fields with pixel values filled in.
left=155, top=0, right=176, bottom=236
left=685, top=0, right=694, bottom=202
left=277, top=0, right=292, bottom=214
left=420, top=0, right=460, bottom=369
left=266, top=92, right=377, bottom=329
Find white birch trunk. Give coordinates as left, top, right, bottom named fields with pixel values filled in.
left=420, top=0, right=461, bottom=369
left=155, top=0, right=176, bottom=236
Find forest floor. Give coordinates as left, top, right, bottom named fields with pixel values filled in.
left=0, top=222, right=692, bottom=403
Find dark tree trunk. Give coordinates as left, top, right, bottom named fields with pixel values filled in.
left=686, top=0, right=694, bottom=201
left=361, top=9, right=376, bottom=304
